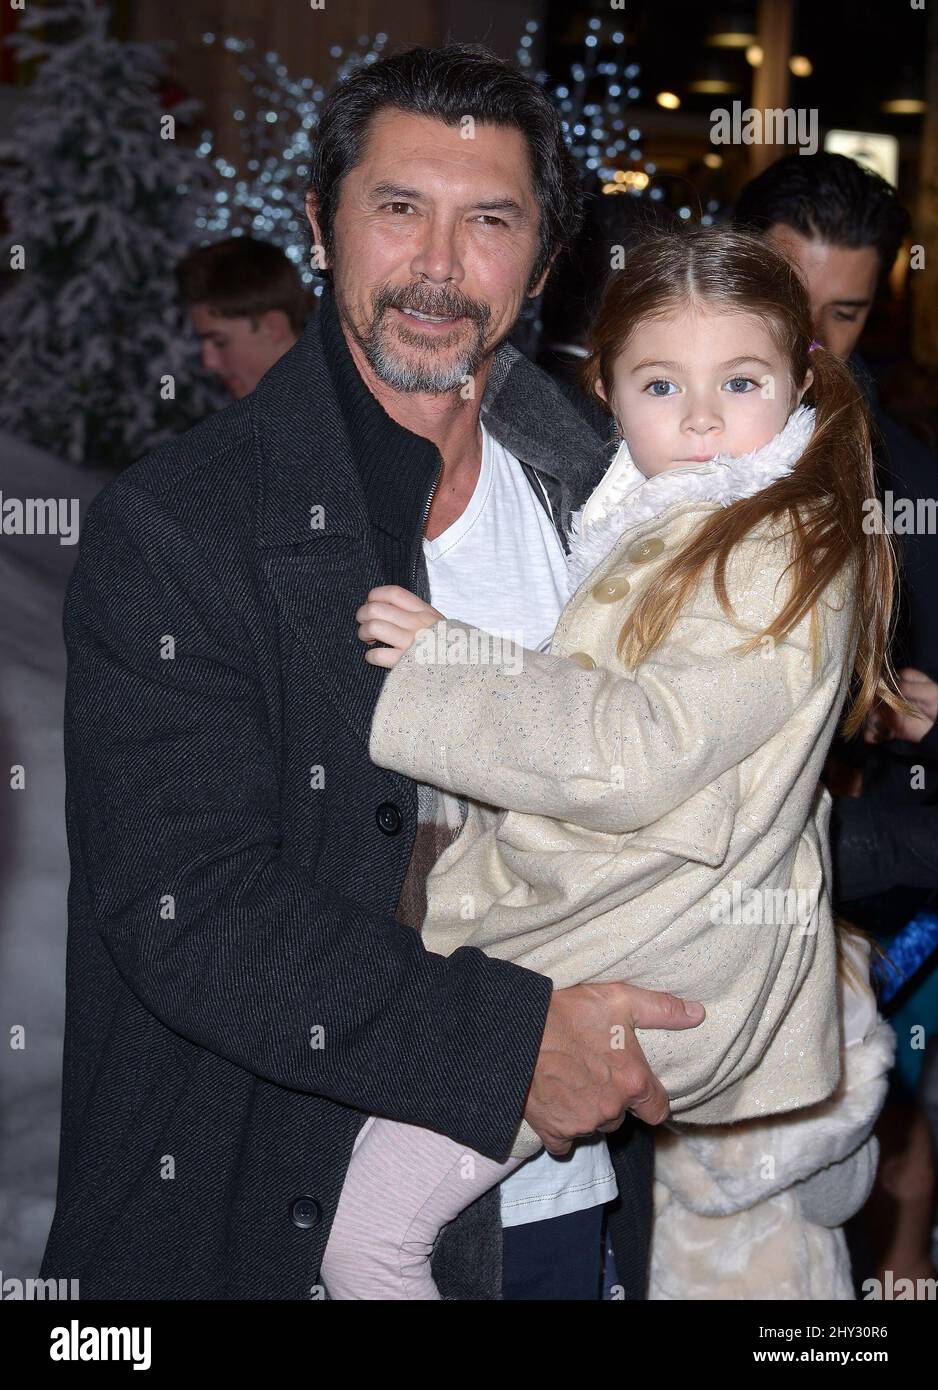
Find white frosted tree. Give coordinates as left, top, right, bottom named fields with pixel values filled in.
left=0, top=0, right=225, bottom=469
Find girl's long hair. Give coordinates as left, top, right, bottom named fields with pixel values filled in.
left=580, top=226, right=906, bottom=737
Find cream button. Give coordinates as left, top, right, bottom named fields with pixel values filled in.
left=627, top=536, right=665, bottom=564
left=568, top=651, right=596, bottom=669
left=591, top=573, right=631, bottom=603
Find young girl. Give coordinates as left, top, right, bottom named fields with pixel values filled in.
left=320, top=228, right=903, bottom=1300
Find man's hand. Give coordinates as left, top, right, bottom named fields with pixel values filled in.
left=524, top=982, right=706, bottom=1154
left=864, top=667, right=938, bottom=745
left=356, top=585, right=445, bottom=669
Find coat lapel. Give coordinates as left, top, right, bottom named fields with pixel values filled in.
left=481, top=343, right=611, bottom=541
left=263, top=539, right=392, bottom=751
left=251, top=300, right=413, bottom=752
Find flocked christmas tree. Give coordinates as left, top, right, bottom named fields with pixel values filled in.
left=0, top=0, right=224, bottom=469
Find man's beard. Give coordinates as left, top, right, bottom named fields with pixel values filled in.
left=354, top=282, right=494, bottom=393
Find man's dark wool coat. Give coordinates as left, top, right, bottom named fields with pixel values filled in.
left=39, top=279, right=654, bottom=1300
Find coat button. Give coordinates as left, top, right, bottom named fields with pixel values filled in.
left=568, top=651, right=596, bottom=669
left=627, top=536, right=665, bottom=564
left=289, top=1195, right=322, bottom=1229
left=375, top=801, right=402, bottom=835
left=591, top=573, right=631, bottom=603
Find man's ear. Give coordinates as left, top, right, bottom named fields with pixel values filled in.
left=528, top=248, right=560, bottom=300
left=260, top=308, right=293, bottom=343
left=304, top=192, right=331, bottom=271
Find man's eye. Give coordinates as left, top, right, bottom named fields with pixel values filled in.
left=384, top=202, right=415, bottom=215
left=475, top=214, right=506, bottom=226
left=645, top=379, right=676, bottom=397
left=833, top=311, right=858, bottom=323
left=725, top=376, right=757, bottom=393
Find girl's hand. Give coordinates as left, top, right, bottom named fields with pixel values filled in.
left=356, top=585, right=445, bottom=669
left=864, top=667, right=938, bottom=744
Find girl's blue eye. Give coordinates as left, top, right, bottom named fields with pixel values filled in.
left=645, top=376, right=759, bottom=397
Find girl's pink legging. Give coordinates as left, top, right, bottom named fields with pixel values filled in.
left=320, top=1114, right=531, bottom=1299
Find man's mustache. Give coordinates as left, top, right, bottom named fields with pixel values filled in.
left=375, top=286, right=489, bottom=323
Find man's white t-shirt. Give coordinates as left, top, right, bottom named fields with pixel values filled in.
left=422, top=421, right=618, bottom=1228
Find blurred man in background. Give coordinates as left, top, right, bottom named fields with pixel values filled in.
left=735, top=152, right=936, bottom=697
left=177, top=236, right=313, bottom=399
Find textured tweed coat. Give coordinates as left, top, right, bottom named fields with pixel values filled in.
left=370, top=406, right=858, bottom=1160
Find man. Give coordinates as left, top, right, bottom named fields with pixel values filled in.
left=735, top=153, right=938, bottom=887
left=40, top=45, right=705, bottom=1301
left=176, top=236, right=313, bottom=399
left=734, top=153, right=937, bottom=699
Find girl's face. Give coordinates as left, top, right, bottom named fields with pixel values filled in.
left=598, top=305, right=813, bottom=478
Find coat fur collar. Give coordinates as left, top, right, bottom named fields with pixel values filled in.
left=565, top=404, right=816, bottom=593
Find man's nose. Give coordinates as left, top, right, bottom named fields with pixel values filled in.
left=410, top=216, right=464, bottom=286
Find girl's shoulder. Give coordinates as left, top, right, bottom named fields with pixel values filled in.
left=719, top=515, right=854, bottom=605
left=688, top=517, right=855, bottom=655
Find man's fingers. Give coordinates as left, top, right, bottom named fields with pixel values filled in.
left=595, top=1073, right=670, bottom=1128
left=540, top=1136, right=574, bottom=1157
left=627, top=1084, right=671, bottom=1127
left=622, top=985, right=705, bottom=1030
left=898, top=667, right=932, bottom=688
left=899, top=677, right=937, bottom=713
left=892, top=712, right=933, bottom=743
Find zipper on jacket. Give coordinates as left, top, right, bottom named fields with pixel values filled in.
left=529, top=464, right=569, bottom=554
left=532, top=468, right=555, bottom=526
left=412, top=456, right=443, bottom=588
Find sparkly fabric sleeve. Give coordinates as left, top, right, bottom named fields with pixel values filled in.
left=369, top=600, right=822, bottom=838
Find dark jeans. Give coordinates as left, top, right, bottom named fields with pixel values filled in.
left=501, top=1202, right=610, bottom=1300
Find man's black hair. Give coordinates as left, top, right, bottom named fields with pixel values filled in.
left=307, top=43, right=584, bottom=290
left=734, top=152, right=911, bottom=285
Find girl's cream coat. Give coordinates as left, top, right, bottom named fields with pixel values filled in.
left=369, top=407, right=857, bottom=1160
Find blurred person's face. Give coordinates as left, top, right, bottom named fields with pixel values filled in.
left=763, top=224, right=880, bottom=360
left=305, top=109, right=550, bottom=394
left=597, top=305, right=812, bottom=478
left=189, top=305, right=297, bottom=398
